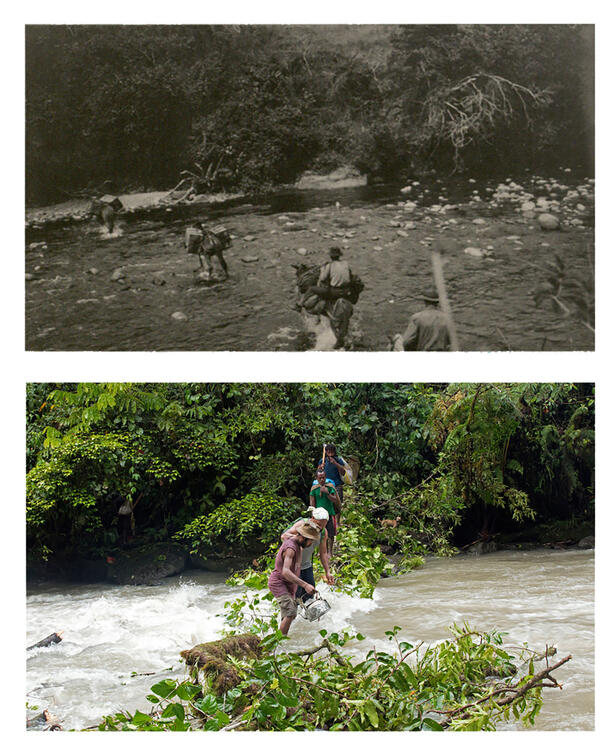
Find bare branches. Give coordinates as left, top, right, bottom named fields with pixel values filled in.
left=417, top=73, right=550, bottom=167
left=438, top=654, right=572, bottom=727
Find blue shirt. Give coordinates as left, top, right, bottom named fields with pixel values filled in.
left=317, top=456, right=345, bottom=488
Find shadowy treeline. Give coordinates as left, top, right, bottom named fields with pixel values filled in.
left=26, top=25, right=594, bottom=205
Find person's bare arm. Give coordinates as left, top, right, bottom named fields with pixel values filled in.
left=280, top=523, right=300, bottom=542
left=330, top=457, right=346, bottom=477
left=282, top=549, right=315, bottom=593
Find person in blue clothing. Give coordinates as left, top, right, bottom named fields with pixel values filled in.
left=317, top=444, right=346, bottom=532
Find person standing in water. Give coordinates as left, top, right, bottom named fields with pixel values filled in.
left=268, top=520, right=319, bottom=635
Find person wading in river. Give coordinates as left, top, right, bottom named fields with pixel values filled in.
left=268, top=520, right=319, bottom=635
left=307, top=247, right=357, bottom=349
left=185, top=221, right=229, bottom=279
left=281, top=507, right=335, bottom=604
left=310, top=468, right=341, bottom=556
left=392, top=286, right=451, bottom=351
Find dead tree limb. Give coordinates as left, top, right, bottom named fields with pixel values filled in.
left=27, top=631, right=63, bottom=650
left=438, top=654, right=572, bottom=727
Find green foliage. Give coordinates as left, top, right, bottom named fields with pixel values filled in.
left=26, top=25, right=592, bottom=203
left=176, top=491, right=300, bottom=553
left=94, top=622, right=557, bottom=731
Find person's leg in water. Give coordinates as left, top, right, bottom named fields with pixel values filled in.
left=325, top=514, right=336, bottom=557
left=295, top=566, right=315, bottom=604
left=277, top=594, right=298, bottom=635
left=216, top=250, right=229, bottom=277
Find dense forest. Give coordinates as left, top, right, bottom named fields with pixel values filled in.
left=26, top=382, right=594, bottom=572
left=25, top=24, right=594, bottom=205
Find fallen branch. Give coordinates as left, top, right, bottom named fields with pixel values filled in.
left=438, top=653, right=572, bottom=727
left=27, top=631, right=63, bottom=651
left=26, top=709, right=62, bottom=731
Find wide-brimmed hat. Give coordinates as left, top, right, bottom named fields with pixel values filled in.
left=294, top=519, right=321, bottom=541
left=422, top=286, right=439, bottom=302
left=329, top=246, right=343, bottom=259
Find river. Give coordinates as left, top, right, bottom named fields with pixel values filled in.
left=26, top=547, right=594, bottom=731
left=25, top=174, right=594, bottom=351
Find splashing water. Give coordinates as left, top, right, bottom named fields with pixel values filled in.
left=26, top=548, right=593, bottom=730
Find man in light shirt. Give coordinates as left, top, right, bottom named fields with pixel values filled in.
left=392, top=287, right=451, bottom=351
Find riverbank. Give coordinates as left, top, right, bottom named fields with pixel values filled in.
left=25, top=168, right=369, bottom=228
left=25, top=190, right=245, bottom=228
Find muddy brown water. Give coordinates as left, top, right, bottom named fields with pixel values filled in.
left=25, top=178, right=594, bottom=351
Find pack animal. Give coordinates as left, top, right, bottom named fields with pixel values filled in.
left=380, top=517, right=401, bottom=529
left=90, top=199, right=116, bottom=233
left=293, top=262, right=355, bottom=348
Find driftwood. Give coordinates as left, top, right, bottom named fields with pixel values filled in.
left=26, top=709, right=62, bottom=731
left=27, top=631, right=63, bottom=651
left=181, top=634, right=262, bottom=693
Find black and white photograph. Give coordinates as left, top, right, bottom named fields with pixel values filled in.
left=25, top=23, right=594, bottom=351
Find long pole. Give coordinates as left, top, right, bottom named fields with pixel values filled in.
left=430, top=248, right=460, bottom=352
left=322, top=443, right=326, bottom=465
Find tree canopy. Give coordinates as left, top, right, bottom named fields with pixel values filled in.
left=26, top=383, right=594, bottom=566
left=26, top=25, right=594, bottom=204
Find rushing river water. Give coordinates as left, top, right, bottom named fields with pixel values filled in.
left=26, top=547, right=594, bottom=731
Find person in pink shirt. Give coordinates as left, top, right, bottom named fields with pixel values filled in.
left=268, top=520, right=320, bottom=635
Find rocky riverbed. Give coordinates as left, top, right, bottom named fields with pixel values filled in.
left=25, top=172, right=594, bottom=351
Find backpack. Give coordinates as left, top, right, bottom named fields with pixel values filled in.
left=347, top=273, right=365, bottom=304
left=210, top=225, right=232, bottom=250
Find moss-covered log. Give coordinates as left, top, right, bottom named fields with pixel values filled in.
left=180, top=634, right=262, bottom=693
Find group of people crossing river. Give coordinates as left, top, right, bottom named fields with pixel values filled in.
left=91, top=198, right=453, bottom=351
left=267, top=444, right=352, bottom=635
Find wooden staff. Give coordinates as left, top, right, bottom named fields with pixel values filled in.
left=322, top=443, right=326, bottom=465
left=430, top=248, right=460, bottom=352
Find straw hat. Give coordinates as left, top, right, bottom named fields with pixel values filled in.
left=294, top=520, right=321, bottom=541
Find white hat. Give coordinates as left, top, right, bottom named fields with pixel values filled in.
left=311, top=507, right=329, bottom=520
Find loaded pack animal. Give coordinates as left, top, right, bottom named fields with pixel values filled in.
left=89, top=196, right=123, bottom=234
left=293, top=263, right=364, bottom=349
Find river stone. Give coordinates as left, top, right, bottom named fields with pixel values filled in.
left=88, top=267, right=99, bottom=275
left=107, top=543, right=187, bottom=585
left=242, top=235, right=256, bottom=241
left=25, top=273, right=34, bottom=281
left=521, top=201, right=536, bottom=212
left=577, top=536, right=595, bottom=549
left=296, top=247, right=308, bottom=256
left=472, top=218, right=487, bottom=225
left=171, top=311, right=188, bottom=321
left=464, top=247, right=485, bottom=257
left=111, top=267, right=125, bottom=281
left=396, top=229, right=409, bottom=238
left=241, top=255, right=260, bottom=263
left=538, top=213, right=560, bottom=230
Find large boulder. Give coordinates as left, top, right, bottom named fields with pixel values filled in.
left=107, top=542, right=187, bottom=585
left=577, top=535, right=595, bottom=549
left=538, top=213, right=560, bottom=231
